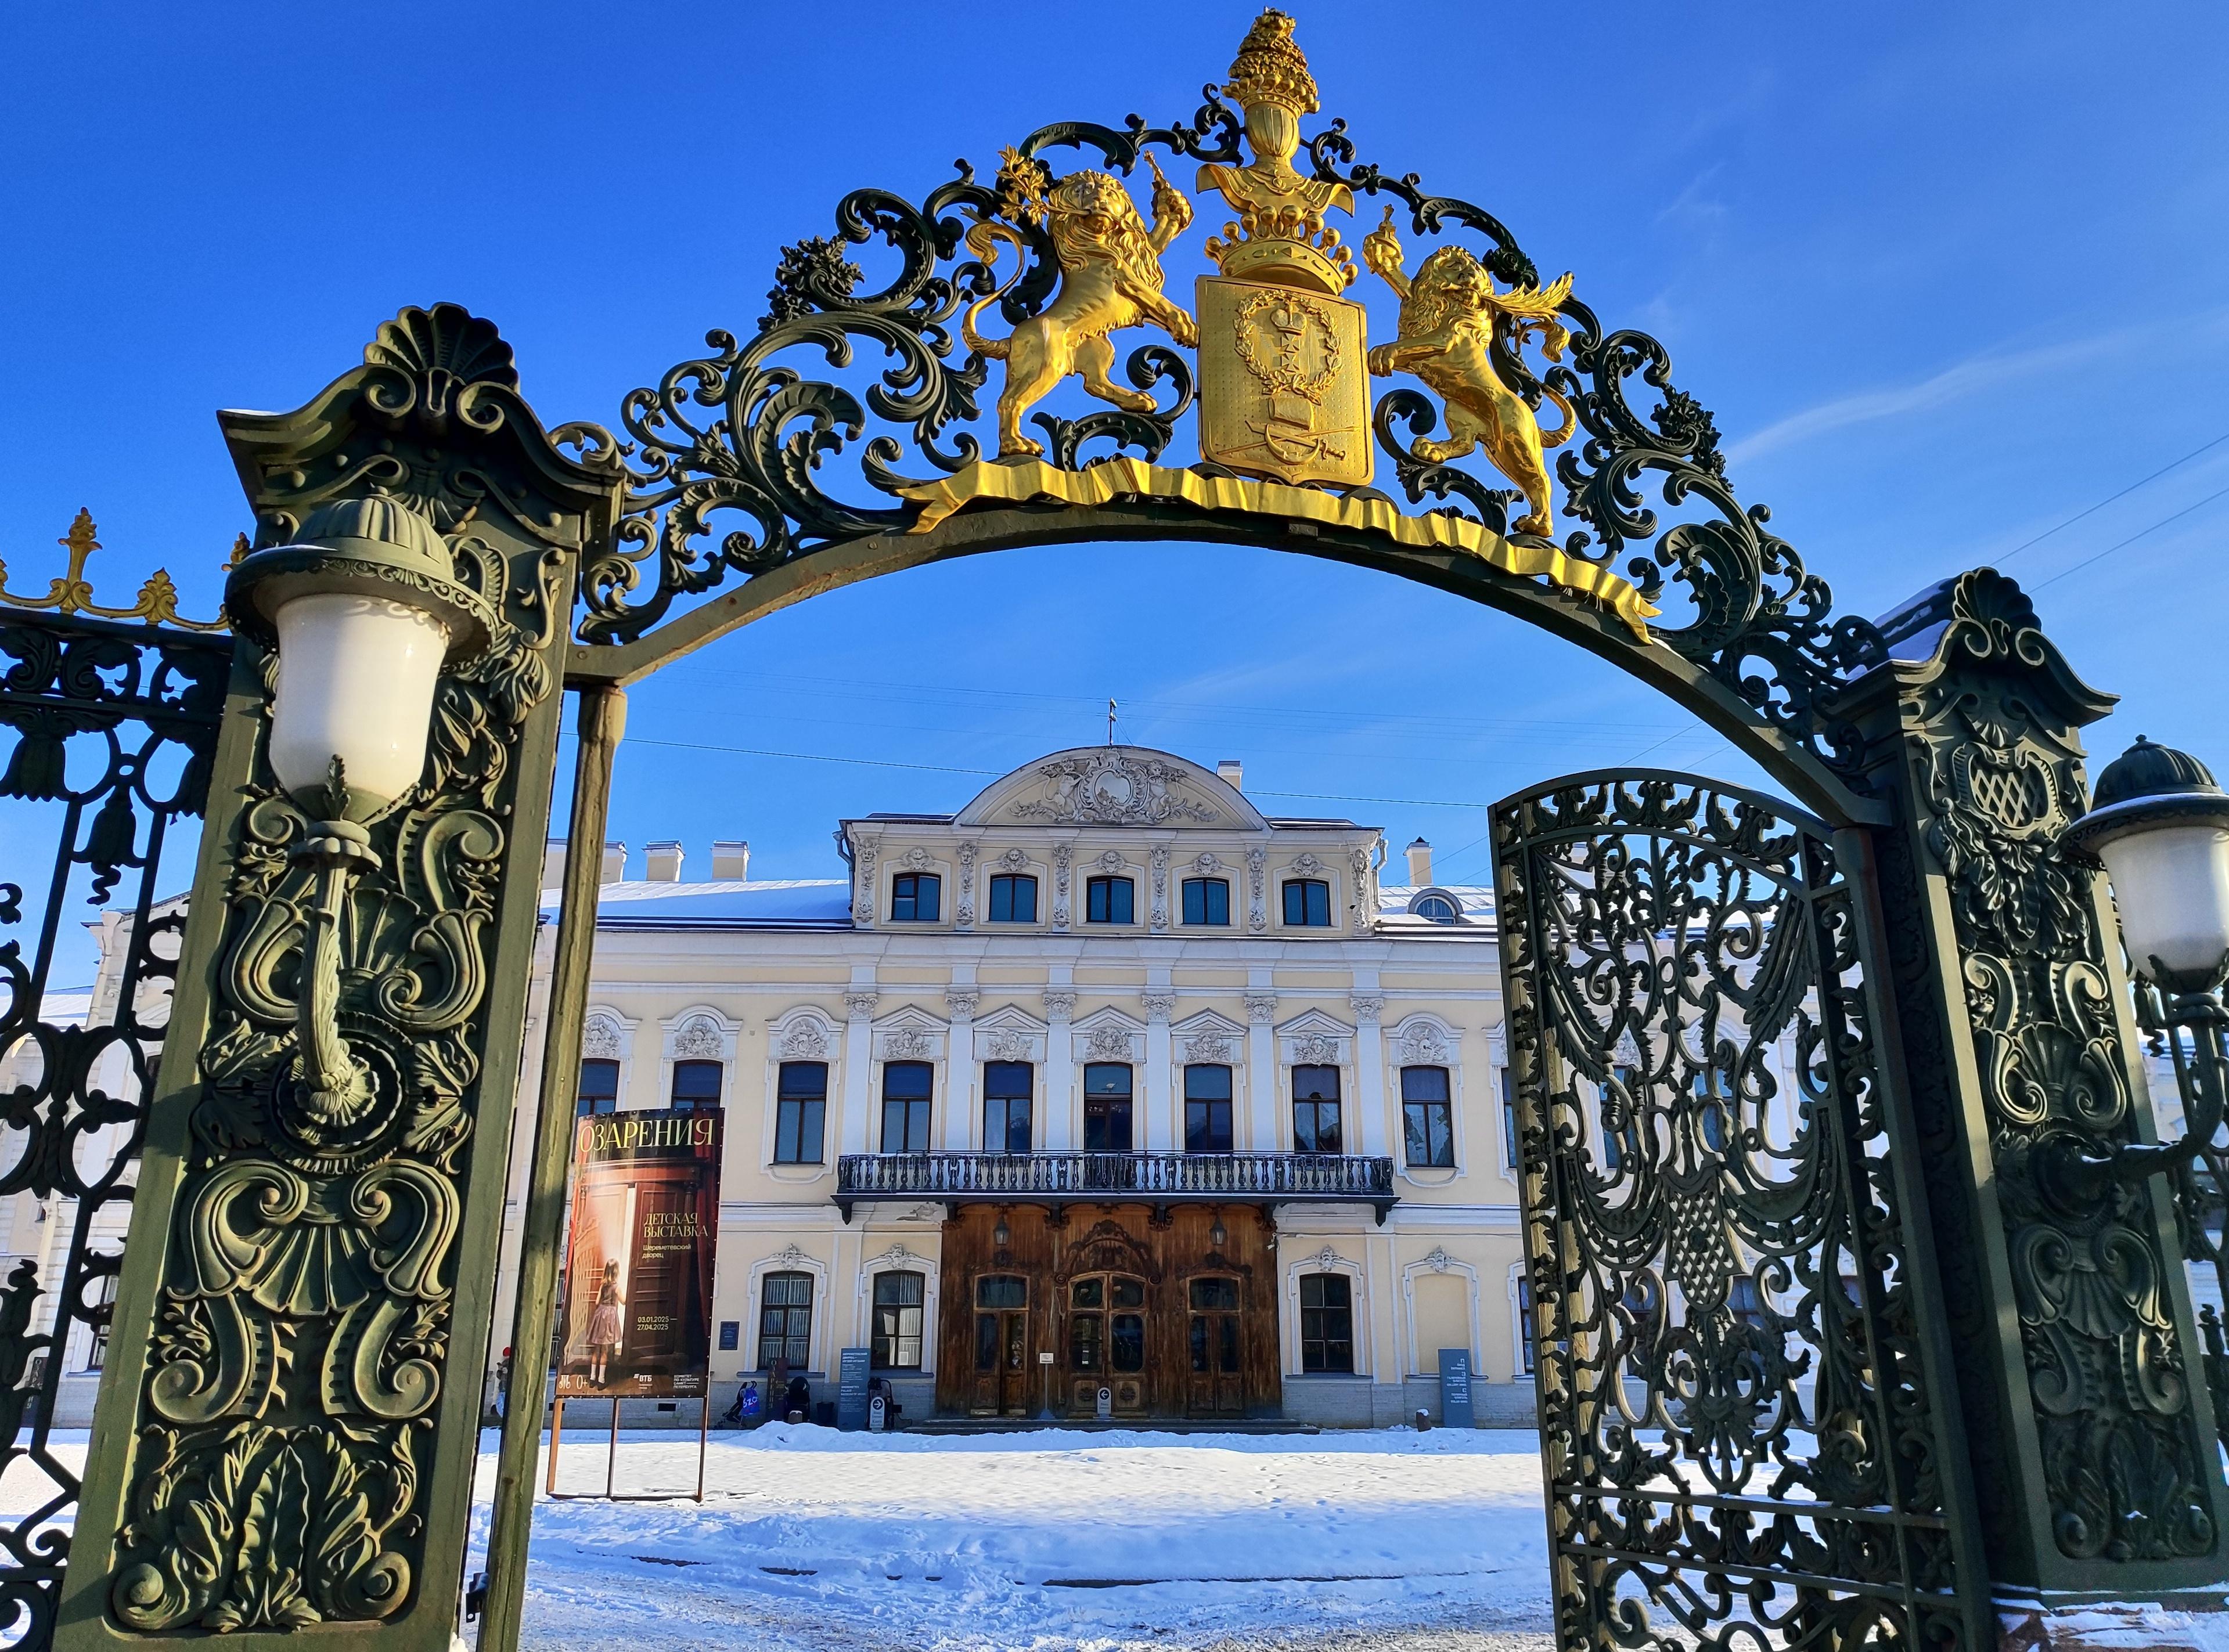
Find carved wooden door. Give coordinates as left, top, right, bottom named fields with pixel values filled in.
left=1186, top=1276, right=1244, bottom=1415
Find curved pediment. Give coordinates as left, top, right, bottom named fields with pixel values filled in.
left=953, top=746, right=1267, bottom=832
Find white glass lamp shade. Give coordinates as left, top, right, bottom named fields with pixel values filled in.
left=268, top=591, right=451, bottom=816
left=2098, top=824, right=2229, bottom=984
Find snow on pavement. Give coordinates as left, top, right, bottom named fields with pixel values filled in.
left=464, top=1424, right=1556, bottom=1651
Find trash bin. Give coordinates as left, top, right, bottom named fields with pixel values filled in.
left=813, top=1400, right=836, bottom=1427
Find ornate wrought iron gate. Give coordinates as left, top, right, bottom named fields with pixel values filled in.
left=1492, top=770, right=1987, bottom=1650
left=0, top=605, right=228, bottom=1647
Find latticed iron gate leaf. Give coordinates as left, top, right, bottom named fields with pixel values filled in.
left=1492, top=769, right=1986, bottom=1651
left=0, top=609, right=228, bottom=1651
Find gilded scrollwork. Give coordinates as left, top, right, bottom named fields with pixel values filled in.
left=574, top=12, right=1884, bottom=795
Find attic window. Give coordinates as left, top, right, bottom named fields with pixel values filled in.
left=1408, top=889, right=1462, bottom=924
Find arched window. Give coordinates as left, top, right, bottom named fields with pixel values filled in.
left=1182, top=877, right=1230, bottom=926
left=1292, top=1063, right=1341, bottom=1153
left=671, top=1058, right=722, bottom=1110
left=758, top=1272, right=813, bottom=1370
left=775, top=1061, right=827, bottom=1163
left=984, top=1060, right=1033, bottom=1153
left=1410, top=892, right=1459, bottom=924
left=881, top=1061, right=934, bottom=1152
left=1085, top=875, right=1135, bottom=924
left=890, top=871, right=941, bottom=922
left=575, top=1058, right=620, bottom=1117
left=1400, top=1066, right=1454, bottom=1167
left=1282, top=878, right=1331, bottom=927
left=1084, top=1063, right=1133, bottom=1151
left=872, top=1271, right=926, bottom=1369
left=1299, top=1274, right=1353, bottom=1372
left=988, top=873, right=1038, bottom=922
left=1184, top=1064, right=1234, bottom=1152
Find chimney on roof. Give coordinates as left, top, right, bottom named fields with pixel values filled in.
left=711, top=840, right=750, bottom=881
left=601, top=842, right=626, bottom=884
left=1406, top=837, right=1433, bottom=886
left=1217, top=759, right=1243, bottom=790
left=645, top=841, right=683, bottom=883
left=543, top=839, right=567, bottom=891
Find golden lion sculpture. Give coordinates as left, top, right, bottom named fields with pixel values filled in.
left=1362, top=208, right=1576, bottom=538
left=963, top=149, right=1197, bottom=460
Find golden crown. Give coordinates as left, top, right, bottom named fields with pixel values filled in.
left=1225, top=9, right=1319, bottom=115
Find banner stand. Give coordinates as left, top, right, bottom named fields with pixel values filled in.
left=544, top=1393, right=712, bottom=1503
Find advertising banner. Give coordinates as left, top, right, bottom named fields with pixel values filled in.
left=557, top=1108, right=722, bottom=1399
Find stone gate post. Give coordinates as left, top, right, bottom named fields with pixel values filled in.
left=1831, top=569, right=2229, bottom=1623
left=56, top=307, right=620, bottom=1652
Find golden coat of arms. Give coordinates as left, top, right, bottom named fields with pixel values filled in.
left=1191, top=12, right=1371, bottom=488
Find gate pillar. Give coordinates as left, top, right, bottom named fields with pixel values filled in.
left=1830, top=569, right=2229, bottom=1615
left=56, top=308, right=620, bottom=1651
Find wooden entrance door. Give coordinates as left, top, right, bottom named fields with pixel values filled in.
left=971, top=1274, right=1029, bottom=1415
left=1187, top=1276, right=1244, bottom=1415
left=1066, top=1272, right=1148, bottom=1414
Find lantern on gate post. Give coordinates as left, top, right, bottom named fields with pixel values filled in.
left=2061, top=734, right=2229, bottom=1183
left=223, top=493, right=494, bottom=1118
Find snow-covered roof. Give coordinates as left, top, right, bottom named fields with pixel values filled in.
left=541, top=879, right=852, bottom=930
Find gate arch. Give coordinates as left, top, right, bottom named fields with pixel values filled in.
left=53, top=12, right=2222, bottom=1652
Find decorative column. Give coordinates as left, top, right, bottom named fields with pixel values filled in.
left=1245, top=992, right=1279, bottom=1149
left=1141, top=991, right=1176, bottom=1150
left=57, top=306, right=621, bottom=1652
left=1043, top=990, right=1077, bottom=1149
left=1246, top=846, right=1268, bottom=934
left=955, top=841, right=977, bottom=930
left=841, top=990, right=878, bottom=1155
left=1051, top=843, right=1072, bottom=932
left=944, top=987, right=979, bottom=1149
left=1350, top=992, right=1387, bottom=1156
left=1148, top=844, right=1171, bottom=933
left=1831, top=570, right=2228, bottom=1614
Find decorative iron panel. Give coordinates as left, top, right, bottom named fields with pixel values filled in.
left=0, top=608, right=229, bottom=1651
left=1492, top=770, right=1979, bottom=1650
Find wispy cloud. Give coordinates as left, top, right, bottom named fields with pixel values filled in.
left=1723, top=326, right=2133, bottom=466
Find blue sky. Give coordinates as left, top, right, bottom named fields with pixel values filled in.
left=5, top=0, right=2228, bottom=929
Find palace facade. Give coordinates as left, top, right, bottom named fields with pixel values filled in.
left=487, top=745, right=1536, bottom=1427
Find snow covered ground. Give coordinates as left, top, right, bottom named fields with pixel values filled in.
left=464, top=1424, right=1558, bottom=1651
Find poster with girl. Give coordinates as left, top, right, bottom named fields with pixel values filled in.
left=557, top=1108, right=723, bottom=1397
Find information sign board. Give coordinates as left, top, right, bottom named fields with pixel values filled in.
left=1437, top=1347, right=1475, bottom=1429
left=837, top=1347, right=872, bottom=1431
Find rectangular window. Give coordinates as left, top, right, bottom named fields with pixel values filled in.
left=1083, top=1062, right=1133, bottom=1151
left=881, top=1060, right=934, bottom=1152
left=987, top=872, right=1038, bottom=922
left=1401, top=1066, right=1454, bottom=1167
left=671, top=1058, right=722, bottom=1110
left=983, top=1059, right=1034, bottom=1153
left=758, top=1271, right=813, bottom=1370
left=1184, top=1063, right=1234, bottom=1153
left=872, top=1271, right=926, bottom=1369
left=575, top=1057, right=620, bottom=1117
left=1299, top=1273, right=1354, bottom=1373
left=1500, top=1068, right=1518, bottom=1170
left=775, top=1061, right=828, bottom=1164
left=1085, top=875, right=1135, bottom=924
left=890, top=870, right=941, bottom=922
left=1282, top=878, right=1331, bottom=926
left=1292, top=1063, right=1342, bottom=1154
left=1516, top=1275, right=1535, bottom=1373
left=85, top=1271, right=118, bottom=1372
left=1181, top=877, right=1230, bottom=926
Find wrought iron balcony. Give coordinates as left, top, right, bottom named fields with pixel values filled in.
left=834, top=1151, right=1398, bottom=1224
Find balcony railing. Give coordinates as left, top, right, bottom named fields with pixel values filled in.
left=834, top=1150, right=1398, bottom=1223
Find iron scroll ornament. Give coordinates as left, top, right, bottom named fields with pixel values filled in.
left=575, top=82, right=1884, bottom=783
left=1492, top=770, right=1979, bottom=1650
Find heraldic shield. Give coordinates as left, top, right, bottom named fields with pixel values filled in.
left=1195, top=276, right=1371, bottom=489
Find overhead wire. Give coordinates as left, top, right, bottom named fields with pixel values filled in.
left=1994, top=429, right=2229, bottom=565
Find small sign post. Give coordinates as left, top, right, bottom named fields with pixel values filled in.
left=837, top=1347, right=872, bottom=1431
left=1096, top=1385, right=1112, bottom=1420
left=869, top=1392, right=887, bottom=1433
left=1437, top=1347, right=1475, bottom=1429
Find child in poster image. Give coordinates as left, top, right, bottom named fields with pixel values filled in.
left=585, top=1259, right=625, bottom=1386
